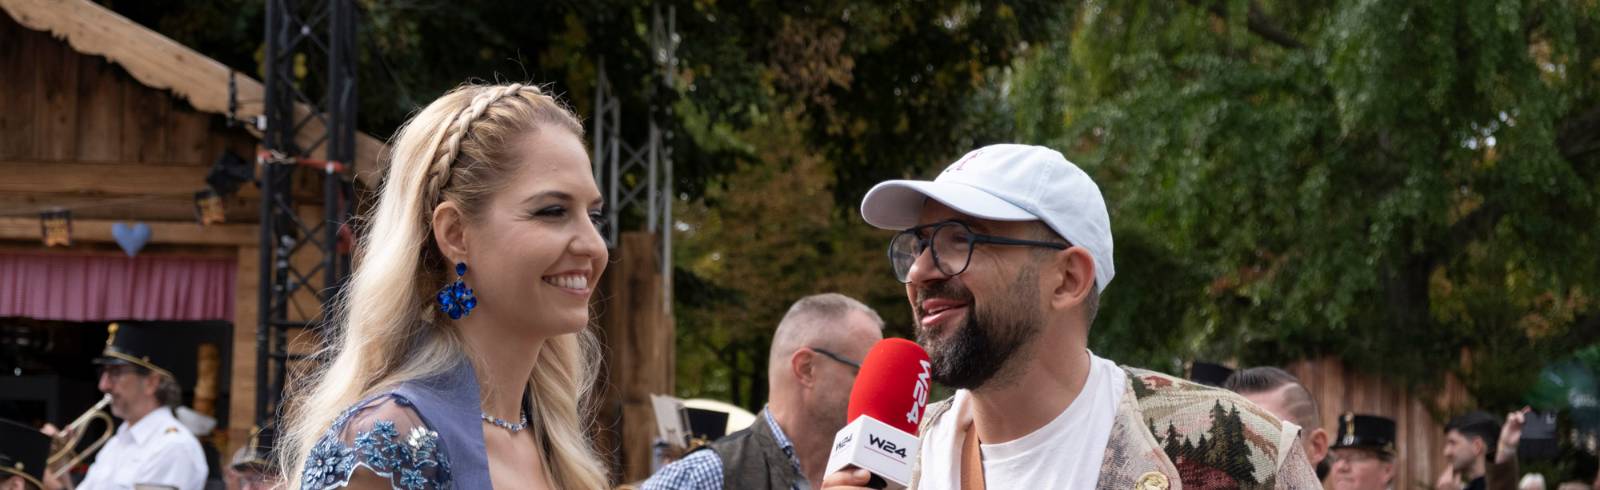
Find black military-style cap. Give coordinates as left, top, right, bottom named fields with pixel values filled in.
left=91, top=322, right=175, bottom=379
left=1189, top=361, right=1236, bottom=387
left=0, top=418, right=49, bottom=489
left=1331, top=412, right=1397, bottom=454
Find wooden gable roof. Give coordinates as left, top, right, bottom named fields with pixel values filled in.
left=0, top=0, right=386, bottom=186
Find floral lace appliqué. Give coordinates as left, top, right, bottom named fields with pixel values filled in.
left=301, top=395, right=453, bottom=489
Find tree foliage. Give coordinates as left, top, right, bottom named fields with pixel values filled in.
left=1008, top=0, right=1600, bottom=408
left=112, top=0, right=1600, bottom=412
left=106, top=0, right=1064, bottom=408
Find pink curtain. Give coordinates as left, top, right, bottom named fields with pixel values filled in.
left=0, top=252, right=236, bottom=322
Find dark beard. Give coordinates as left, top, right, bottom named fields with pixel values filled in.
left=913, top=267, right=1041, bottom=390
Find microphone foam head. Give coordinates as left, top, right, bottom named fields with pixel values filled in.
left=846, top=338, right=933, bottom=435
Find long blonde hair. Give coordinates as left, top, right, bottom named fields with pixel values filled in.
left=280, top=82, right=610, bottom=488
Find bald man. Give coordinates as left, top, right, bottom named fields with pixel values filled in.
left=644, top=293, right=885, bottom=490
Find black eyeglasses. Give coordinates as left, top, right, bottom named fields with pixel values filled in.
left=889, top=220, right=1069, bottom=283
left=809, top=347, right=861, bottom=372
left=97, top=364, right=145, bottom=379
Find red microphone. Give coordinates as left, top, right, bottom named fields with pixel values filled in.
left=825, top=338, right=932, bottom=489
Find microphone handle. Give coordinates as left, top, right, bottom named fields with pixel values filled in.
left=866, top=473, right=888, bottom=490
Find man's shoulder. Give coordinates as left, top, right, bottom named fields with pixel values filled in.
left=142, top=409, right=203, bottom=445
left=917, top=391, right=963, bottom=435
left=641, top=449, right=724, bottom=490
left=1117, top=365, right=1304, bottom=488
left=1119, top=365, right=1282, bottom=425
left=667, top=448, right=727, bottom=470
left=149, top=423, right=205, bottom=457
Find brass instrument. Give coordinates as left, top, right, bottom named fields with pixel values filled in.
left=47, top=395, right=115, bottom=479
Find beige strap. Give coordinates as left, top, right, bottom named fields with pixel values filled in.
left=960, top=422, right=985, bottom=490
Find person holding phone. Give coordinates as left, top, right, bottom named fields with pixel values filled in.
left=1487, top=408, right=1533, bottom=490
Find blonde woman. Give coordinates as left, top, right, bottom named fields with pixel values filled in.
left=279, top=82, right=611, bottom=489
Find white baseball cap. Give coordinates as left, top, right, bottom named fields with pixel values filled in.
left=859, top=144, right=1115, bottom=292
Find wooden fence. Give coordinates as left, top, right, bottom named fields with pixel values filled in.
left=1286, top=356, right=1475, bottom=489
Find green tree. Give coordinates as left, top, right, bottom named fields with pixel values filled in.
left=1163, top=421, right=1184, bottom=460
left=1006, top=0, right=1600, bottom=408
left=671, top=109, right=908, bottom=407
left=110, top=0, right=1076, bottom=408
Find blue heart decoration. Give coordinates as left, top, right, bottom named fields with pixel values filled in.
left=112, top=222, right=151, bottom=257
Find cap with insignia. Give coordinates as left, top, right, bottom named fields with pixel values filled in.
left=1331, top=412, right=1397, bottom=454
left=92, top=322, right=175, bottom=379
left=0, top=418, right=49, bottom=489
left=1188, top=361, right=1235, bottom=387
left=229, top=424, right=278, bottom=472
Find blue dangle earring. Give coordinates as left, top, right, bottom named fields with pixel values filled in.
left=438, top=262, right=478, bottom=320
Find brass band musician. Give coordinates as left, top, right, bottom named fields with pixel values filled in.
left=42, top=323, right=207, bottom=490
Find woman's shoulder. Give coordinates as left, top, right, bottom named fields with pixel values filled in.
left=300, top=393, right=454, bottom=490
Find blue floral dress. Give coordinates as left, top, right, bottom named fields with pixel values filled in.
left=300, top=394, right=453, bottom=489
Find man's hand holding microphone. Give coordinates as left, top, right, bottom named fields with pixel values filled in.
left=822, top=338, right=931, bottom=490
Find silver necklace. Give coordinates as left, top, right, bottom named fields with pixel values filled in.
left=481, top=411, right=528, bottom=433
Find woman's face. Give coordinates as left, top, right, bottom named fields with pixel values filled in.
left=453, top=127, right=607, bottom=337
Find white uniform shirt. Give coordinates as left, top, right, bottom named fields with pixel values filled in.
left=916, top=352, right=1124, bottom=490
left=78, top=407, right=208, bottom=490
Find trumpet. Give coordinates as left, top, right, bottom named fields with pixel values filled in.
left=47, top=395, right=115, bottom=479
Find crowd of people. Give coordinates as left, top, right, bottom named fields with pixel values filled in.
left=3, top=81, right=1596, bottom=490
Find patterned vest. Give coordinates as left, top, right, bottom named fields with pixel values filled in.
left=911, top=366, right=1320, bottom=490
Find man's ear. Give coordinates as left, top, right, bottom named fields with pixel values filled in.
left=142, top=373, right=161, bottom=398
left=790, top=348, right=817, bottom=388
left=432, top=201, right=469, bottom=264
left=1047, top=247, right=1096, bottom=312
left=1308, top=428, right=1331, bottom=466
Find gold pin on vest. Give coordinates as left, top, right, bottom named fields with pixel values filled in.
left=1135, top=471, right=1169, bottom=490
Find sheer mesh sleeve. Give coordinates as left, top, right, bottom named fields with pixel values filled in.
left=300, top=394, right=453, bottom=489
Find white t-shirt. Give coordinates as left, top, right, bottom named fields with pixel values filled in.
left=916, top=352, right=1123, bottom=490
left=79, top=407, right=209, bottom=490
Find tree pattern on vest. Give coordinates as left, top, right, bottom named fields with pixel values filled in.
left=1125, top=368, right=1287, bottom=490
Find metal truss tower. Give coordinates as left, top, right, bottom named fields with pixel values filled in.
left=255, top=0, right=358, bottom=427
left=591, top=5, right=679, bottom=308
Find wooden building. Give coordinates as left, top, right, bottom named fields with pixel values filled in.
left=0, top=0, right=673, bottom=484
left=0, top=0, right=385, bottom=475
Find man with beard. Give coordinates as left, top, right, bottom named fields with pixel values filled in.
left=645, top=293, right=884, bottom=490
left=1437, top=411, right=1500, bottom=490
left=824, top=144, right=1318, bottom=489
left=42, top=323, right=207, bottom=490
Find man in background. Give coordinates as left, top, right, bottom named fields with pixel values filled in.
left=1438, top=411, right=1501, bottom=490
left=1327, top=413, right=1398, bottom=490
left=644, top=293, right=885, bottom=490
left=43, top=323, right=207, bottom=490
left=223, top=425, right=280, bottom=490
left=1226, top=366, right=1333, bottom=480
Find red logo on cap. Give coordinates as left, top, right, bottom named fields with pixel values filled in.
left=945, top=149, right=987, bottom=172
